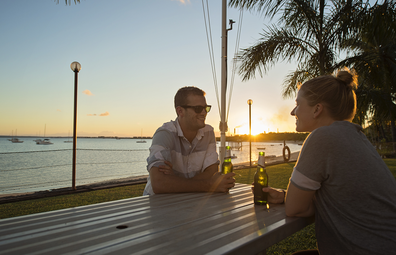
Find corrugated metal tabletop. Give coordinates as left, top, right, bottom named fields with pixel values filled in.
left=0, top=183, right=313, bottom=255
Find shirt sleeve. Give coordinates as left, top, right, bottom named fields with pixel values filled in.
left=290, top=167, right=321, bottom=191
left=146, top=129, right=174, bottom=172
left=290, top=128, right=333, bottom=191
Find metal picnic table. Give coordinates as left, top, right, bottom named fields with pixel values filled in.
left=0, top=183, right=313, bottom=255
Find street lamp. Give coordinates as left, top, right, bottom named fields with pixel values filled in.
left=247, top=99, right=253, bottom=167
left=71, top=61, right=81, bottom=191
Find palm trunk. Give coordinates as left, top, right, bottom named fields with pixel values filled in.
left=391, top=120, right=396, bottom=153
left=379, top=122, right=387, bottom=142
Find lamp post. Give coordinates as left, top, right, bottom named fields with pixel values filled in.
left=70, top=61, right=81, bottom=191
left=247, top=99, right=253, bottom=167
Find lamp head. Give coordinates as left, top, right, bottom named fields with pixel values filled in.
left=70, top=62, right=81, bottom=72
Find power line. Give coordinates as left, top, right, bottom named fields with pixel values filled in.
left=227, top=8, right=244, bottom=122
left=202, top=0, right=221, bottom=116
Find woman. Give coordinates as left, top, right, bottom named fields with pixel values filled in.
left=263, top=70, right=396, bottom=254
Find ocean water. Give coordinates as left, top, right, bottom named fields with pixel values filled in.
left=0, top=137, right=301, bottom=195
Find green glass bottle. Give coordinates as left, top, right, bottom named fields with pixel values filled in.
left=254, top=151, right=268, bottom=205
left=221, top=146, right=233, bottom=174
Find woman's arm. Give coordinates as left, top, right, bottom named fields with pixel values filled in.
left=285, top=182, right=316, bottom=217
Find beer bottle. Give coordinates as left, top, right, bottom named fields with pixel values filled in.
left=221, top=146, right=233, bottom=174
left=254, top=151, right=268, bottom=205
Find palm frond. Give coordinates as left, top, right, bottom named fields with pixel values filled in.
left=54, top=0, right=80, bottom=5
left=229, top=0, right=289, bottom=18
left=282, top=63, right=316, bottom=98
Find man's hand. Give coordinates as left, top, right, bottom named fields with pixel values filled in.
left=151, top=162, right=235, bottom=194
left=209, top=172, right=235, bottom=192
left=158, top=161, right=173, bottom=175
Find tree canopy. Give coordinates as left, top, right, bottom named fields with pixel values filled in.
left=230, top=0, right=370, bottom=98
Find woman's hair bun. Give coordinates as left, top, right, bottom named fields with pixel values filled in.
left=336, top=70, right=357, bottom=90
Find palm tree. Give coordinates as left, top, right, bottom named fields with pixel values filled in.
left=229, top=0, right=364, bottom=98
left=338, top=1, right=396, bottom=150
left=55, top=0, right=80, bottom=5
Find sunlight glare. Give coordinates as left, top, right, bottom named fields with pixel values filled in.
left=234, top=123, right=269, bottom=136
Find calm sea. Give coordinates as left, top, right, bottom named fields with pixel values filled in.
left=0, top=137, right=301, bottom=195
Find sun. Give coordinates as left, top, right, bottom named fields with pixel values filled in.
left=252, top=125, right=266, bottom=135
left=233, top=123, right=268, bottom=136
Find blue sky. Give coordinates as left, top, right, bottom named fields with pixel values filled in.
left=0, top=0, right=299, bottom=137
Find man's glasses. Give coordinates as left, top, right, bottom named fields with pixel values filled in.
left=181, top=105, right=212, bottom=113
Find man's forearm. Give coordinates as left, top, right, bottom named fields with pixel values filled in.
left=191, top=163, right=219, bottom=180
left=150, top=168, right=211, bottom=194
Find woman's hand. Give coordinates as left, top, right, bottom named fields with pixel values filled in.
left=262, top=187, right=285, bottom=204
left=251, top=184, right=285, bottom=204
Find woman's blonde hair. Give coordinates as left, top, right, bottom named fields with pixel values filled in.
left=299, top=70, right=358, bottom=121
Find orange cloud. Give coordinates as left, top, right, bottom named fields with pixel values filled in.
left=82, top=90, right=93, bottom=96
left=87, top=112, right=109, bottom=117
left=173, top=0, right=190, bottom=4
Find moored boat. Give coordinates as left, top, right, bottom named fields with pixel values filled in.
left=64, top=131, right=72, bottom=143
left=36, top=124, right=53, bottom=145
left=136, top=129, right=147, bottom=143
left=9, top=129, right=23, bottom=143
left=36, top=138, right=53, bottom=145
left=10, top=138, right=24, bottom=143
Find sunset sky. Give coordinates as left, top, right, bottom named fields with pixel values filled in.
left=0, top=0, right=299, bottom=137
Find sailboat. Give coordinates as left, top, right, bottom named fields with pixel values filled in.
left=36, top=138, right=53, bottom=145
left=9, top=129, right=24, bottom=143
left=136, top=129, right=147, bottom=143
left=64, top=131, right=72, bottom=143
left=36, top=125, right=53, bottom=145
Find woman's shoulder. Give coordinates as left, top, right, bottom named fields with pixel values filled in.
left=313, top=121, right=361, bottom=135
left=306, top=121, right=362, bottom=146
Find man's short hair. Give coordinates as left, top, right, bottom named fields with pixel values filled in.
left=174, top=86, right=206, bottom=108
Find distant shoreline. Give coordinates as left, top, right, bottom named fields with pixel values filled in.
left=0, top=132, right=308, bottom=141
left=216, top=133, right=308, bottom=142
left=0, top=136, right=152, bottom=139
left=1, top=136, right=304, bottom=145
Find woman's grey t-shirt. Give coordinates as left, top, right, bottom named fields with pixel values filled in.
left=291, top=121, right=396, bottom=255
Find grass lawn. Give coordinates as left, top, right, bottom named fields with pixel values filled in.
left=1, top=159, right=395, bottom=254
left=234, top=162, right=318, bottom=254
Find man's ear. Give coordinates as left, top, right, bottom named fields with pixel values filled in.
left=313, top=103, right=324, bottom=119
left=176, top=106, right=184, bottom=117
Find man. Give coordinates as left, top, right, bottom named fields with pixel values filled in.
left=143, top=86, right=235, bottom=195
